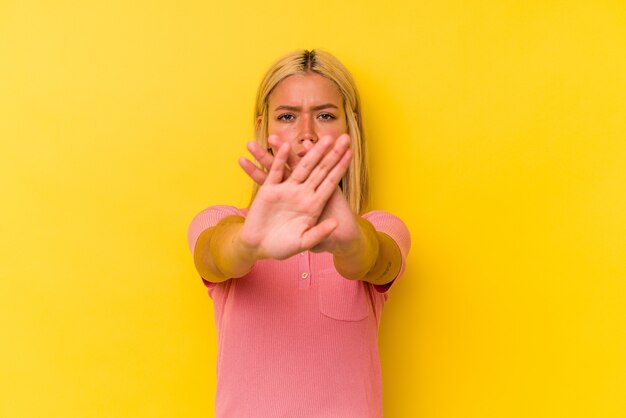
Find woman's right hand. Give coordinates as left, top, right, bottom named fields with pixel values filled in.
left=237, top=135, right=352, bottom=261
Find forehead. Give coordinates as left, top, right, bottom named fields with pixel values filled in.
left=269, top=73, right=342, bottom=106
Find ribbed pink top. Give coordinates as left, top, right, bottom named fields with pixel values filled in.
left=187, top=206, right=411, bottom=417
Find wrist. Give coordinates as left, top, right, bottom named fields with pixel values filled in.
left=360, top=232, right=401, bottom=286
left=210, top=216, right=257, bottom=278
left=330, top=215, right=365, bottom=257
left=233, top=224, right=260, bottom=265
left=332, top=217, right=380, bottom=280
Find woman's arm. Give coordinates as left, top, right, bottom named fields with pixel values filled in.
left=332, top=217, right=402, bottom=285
left=193, top=215, right=256, bottom=282
left=194, top=136, right=352, bottom=283
left=239, top=139, right=404, bottom=285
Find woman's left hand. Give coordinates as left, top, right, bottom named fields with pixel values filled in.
left=308, top=186, right=361, bottom=255
left=239, top=137, right=363, bottom=258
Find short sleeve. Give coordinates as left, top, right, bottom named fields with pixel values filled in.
left=361, top=210, right=411, bottom=294
left=187, top=205, right=246, bottom=290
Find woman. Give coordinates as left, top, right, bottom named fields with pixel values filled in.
left=188, top=49, right=410, bottom=417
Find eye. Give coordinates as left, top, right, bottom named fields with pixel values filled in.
left=318, top=113, right=336, bottom=121
left=277, top=113, right=295, bottom=121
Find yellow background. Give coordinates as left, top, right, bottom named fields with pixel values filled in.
left=1, top=1, right=625, bottom=417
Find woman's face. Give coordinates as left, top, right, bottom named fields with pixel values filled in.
left=266, top=72, right=348, bottom=167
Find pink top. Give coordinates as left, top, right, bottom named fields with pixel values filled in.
left=187, top=205, right=411, bottom=417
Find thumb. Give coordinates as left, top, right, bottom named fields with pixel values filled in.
left=301, top=218, right=338, bottom=250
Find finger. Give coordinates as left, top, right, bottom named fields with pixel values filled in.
left=265, top=142, right=290, bottom=184
left=238, top=157, right=267, bottom=185
left=289, top=135, right=333, bottom=183
left=305, top=134, right=351, bottom=190
left=267, top=134, right=283, bottom=150
left=314, top=147, right=353, bottom=199
left=247, top=141, right=274, bottom=171
left=247, top=139, right=294, bottom=181
left=269, top=135, right=299, bottom=171
left=301, top=218, right=338, bottom=250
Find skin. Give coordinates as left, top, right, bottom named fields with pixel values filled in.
left=242, top=73, right=368, bottom=264
left=262, top=73, right=362, bottom=257
left=238, top=140, right=402, bottom=286
left=195, top=72, right=400, bottom=284
left=265, top=72, right=348, bottom=168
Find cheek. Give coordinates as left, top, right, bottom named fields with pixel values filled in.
left=326, top=121, right=348, bottom=136
left=331, top=115, right=349, bottom=135
left=266, top=124, right=296, bottom=152
left=267, top=121, right=293, bottom=138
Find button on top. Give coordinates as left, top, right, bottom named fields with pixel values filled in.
left=301, top=272, right=309, bottom=279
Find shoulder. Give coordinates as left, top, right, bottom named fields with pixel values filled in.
left=361, top=210, right=406, bottom=224
left=190, top=205, right=247, bottom=223
left=186, top=205, right=247, bottom=253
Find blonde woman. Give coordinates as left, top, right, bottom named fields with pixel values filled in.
left=188, top=49, right=410, bottom=417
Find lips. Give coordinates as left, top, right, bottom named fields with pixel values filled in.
left=297, top=151, right=307, bottom=158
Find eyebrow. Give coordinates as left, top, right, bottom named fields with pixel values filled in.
left=274, top=103, right=339, bottom=112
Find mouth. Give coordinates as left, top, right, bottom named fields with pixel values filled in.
left=297, top=151, right=307, bottom=158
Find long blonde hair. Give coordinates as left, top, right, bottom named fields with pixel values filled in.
left=252, top=49, right=369, bottom=214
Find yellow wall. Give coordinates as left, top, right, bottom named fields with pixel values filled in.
left=1, top=1, right=624, bottom=417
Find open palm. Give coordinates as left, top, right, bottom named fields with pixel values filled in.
left=238, top=136, right=353, bottom=260
left=239, top=134, right=360, bottom=258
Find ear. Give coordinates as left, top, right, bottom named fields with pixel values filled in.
left=353, top=112, right=358, bottom=124
left=255, top=116, right=262, bottom=131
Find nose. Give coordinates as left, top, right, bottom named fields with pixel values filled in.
left=297, top=115, right=318, bottom=148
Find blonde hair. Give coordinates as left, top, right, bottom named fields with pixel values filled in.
left=252, top=49, right=369, bottom=214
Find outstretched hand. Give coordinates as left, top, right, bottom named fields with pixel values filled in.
left=239, top=134, right=362, bottom=259
left=236, top=135, right=353, bottom=260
